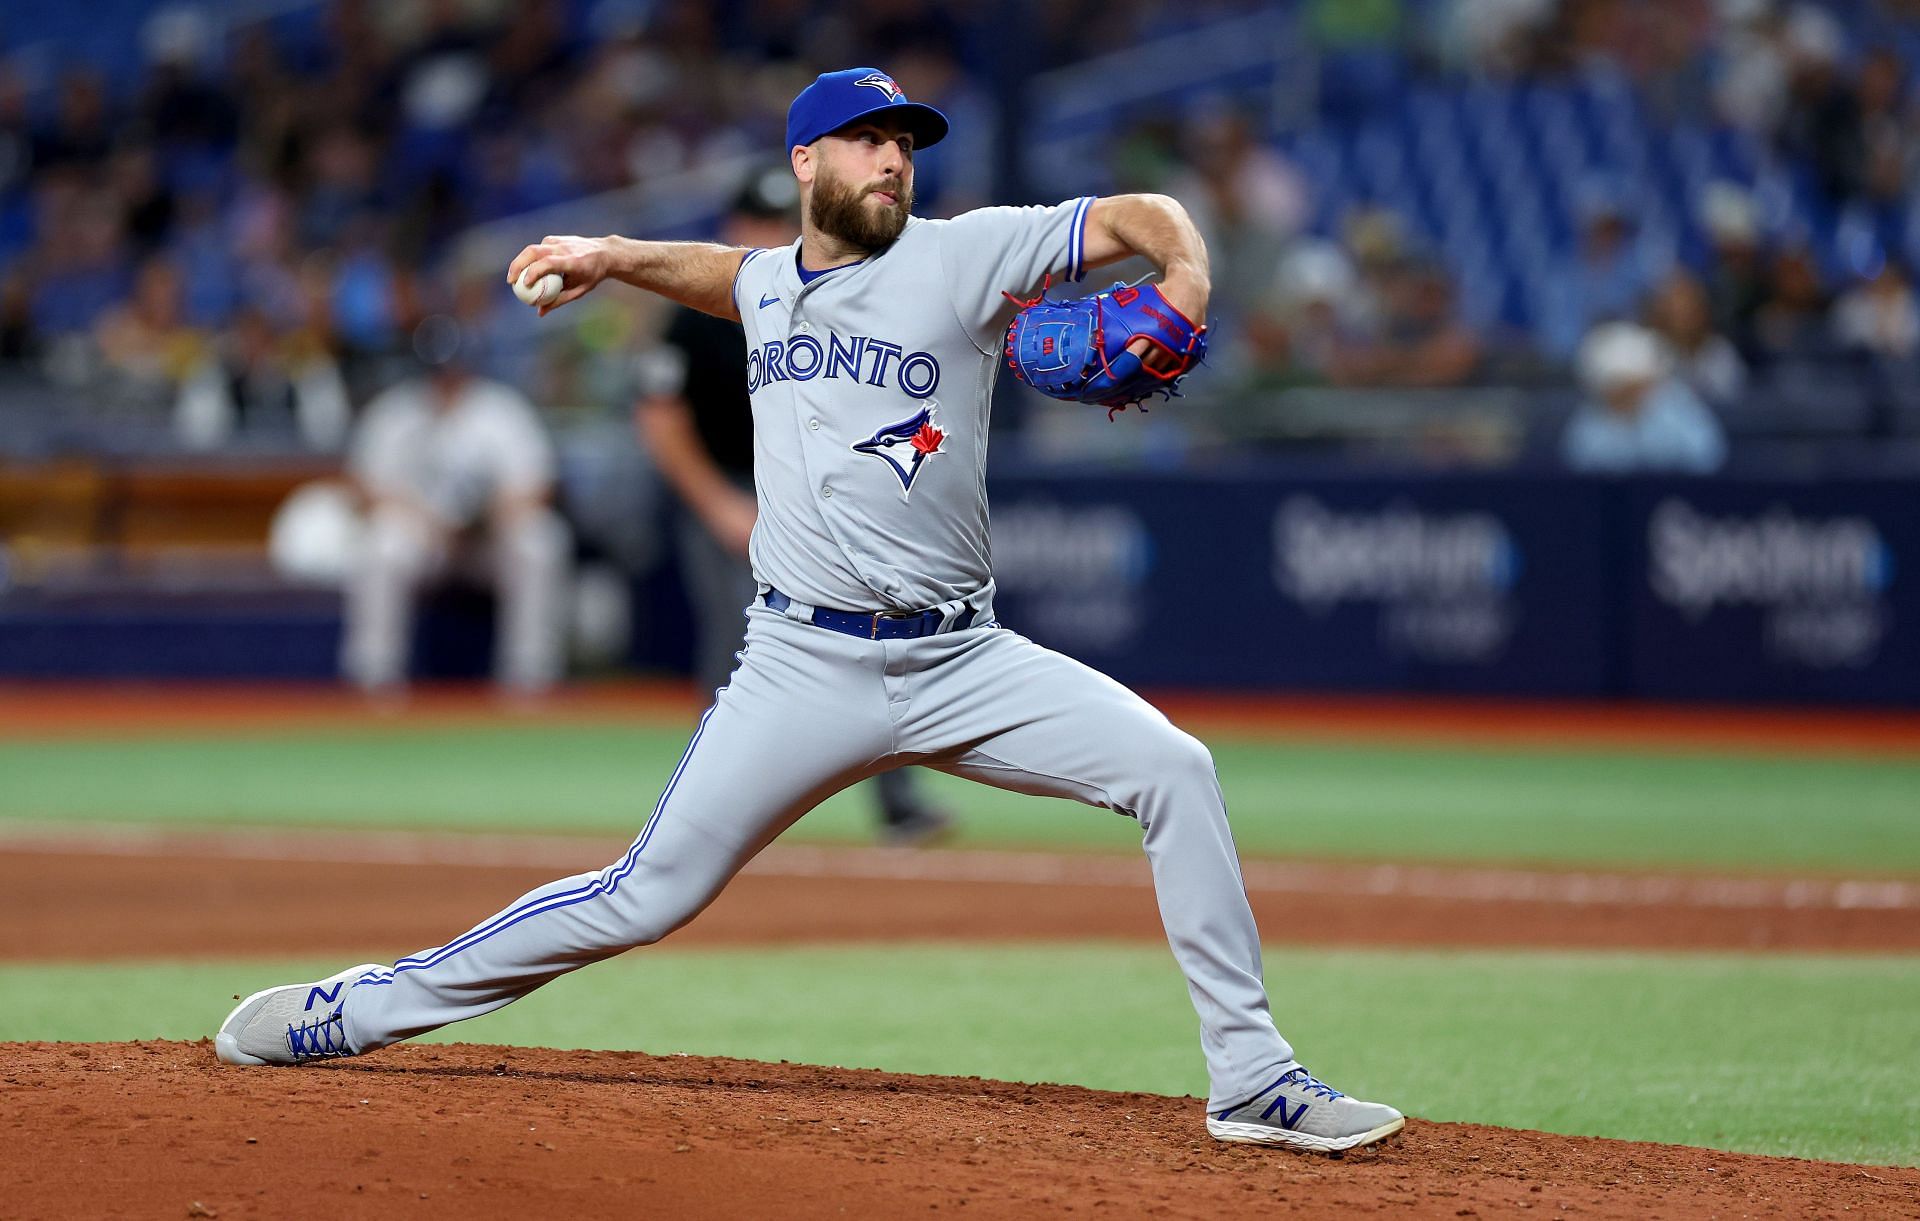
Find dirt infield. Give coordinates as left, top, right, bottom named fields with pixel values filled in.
left=6, top=686, right=1917, bottom=1216
left=7, top=833, right=1920, bottom=1216
left=3, top=826, right=1918, bottom=960
left=7, top=1042, right=1916, bottom=1220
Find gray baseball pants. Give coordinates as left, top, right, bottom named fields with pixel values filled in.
left=676, top=506, right=952, bottom=831
left=340, top=601, right=1294, bottom=1110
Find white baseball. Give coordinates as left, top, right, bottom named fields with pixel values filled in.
left=513, top=268, right=564, bottom=307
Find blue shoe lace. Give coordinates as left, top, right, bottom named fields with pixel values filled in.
left=285, top=1007, right=353, bottom=1061
left=1214, top=1064, right=1348, bottom=1120
left=1279, top=1066, right=1345, bottom=1101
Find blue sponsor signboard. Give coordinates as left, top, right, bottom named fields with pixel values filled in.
left=990, top=468, right=1916, bottom=705
left=1623, top=480, right=1915, bottom=705
left=988, top=471, right=1615, bottom=696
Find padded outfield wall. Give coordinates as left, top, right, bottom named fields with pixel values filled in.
left=0, top=469, right=1913, bottom=705
left=986, top=469, right=1916, bottom=707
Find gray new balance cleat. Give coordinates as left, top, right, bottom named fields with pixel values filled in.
left=1207, top=1065, right=1406, bottom=1154
left=215, top=963, right=382, bottom=1066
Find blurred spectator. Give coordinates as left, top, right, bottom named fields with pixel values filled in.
left=0, top=269, right=34, bottom=363
left=1841, top=47, right=1919, bottom=244
left=137, top=8, right=238, bottom=157
left=327, top=216, right=414, bottom=369
left=1166, top=109, right=1308, bottom=327
left=1632, top=2, right=1717, bottom=119
left=1330, top=254, right=1483, bottom=388
left=1562, top=321, right=1727, bottom=473
left=107, top=146, right=177, bottom=256
left=340, top=318, right=570, bottom=697
left=1539, top=181, right=1660, bottom=361
left=1337, top=205, right=1411, bottom=337
left=0, top=0, right=1913, bottom=476
left=28, top=181, right=133, bottom=345
left=1697, top=180, right=1767, bottom=351
left=1832, top=260, right=1920, bottom=361
left=297, top=124, right=383, bottom=251
left=180, top=305, right=352, bottom=452
left=1713, top=0, right=1791, bottom=135
left=166, top=187, right=242, bottom=326
left=31, top=71, right=113, bottom=175
left=1750, top=244, right=1832, bottom=361
left=1246, top=239, right=1365, bottom=385
left=0, top=69, right=32, bottom=202
left=1774, top=4, right=1854, bottom=203
left=1438, top=0, right=1555, bottom=76
left=94, top=256, right=218, bottom=416
left=1643, top=269, right=1747, bottom=408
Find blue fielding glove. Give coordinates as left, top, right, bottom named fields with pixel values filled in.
left=1003, top=278, right=1209, bottom=416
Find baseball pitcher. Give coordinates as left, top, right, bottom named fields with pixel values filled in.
left=218, top=67, right=1404, bottom=1155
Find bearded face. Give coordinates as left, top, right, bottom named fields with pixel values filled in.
left=806, top=157, right=913, bottom=252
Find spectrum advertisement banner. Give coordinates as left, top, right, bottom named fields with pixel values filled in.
left=987, top=471, right=1616, bottom=696
left=1624, top=480, right=1916, bottom=705
left=988, top=469, right=1916, bottom=705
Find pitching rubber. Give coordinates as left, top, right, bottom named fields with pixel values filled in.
left=1206, top=1114, right=1407, bottom=1154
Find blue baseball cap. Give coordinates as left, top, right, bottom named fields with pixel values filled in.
left=785, top=68, right=949, bottom=152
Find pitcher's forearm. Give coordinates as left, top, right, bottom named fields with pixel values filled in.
left=1080, top=194, right=1211, bottom=322
left=507, top=235, right=750, bottom=321
left=603, top=239, right=750, bottom=320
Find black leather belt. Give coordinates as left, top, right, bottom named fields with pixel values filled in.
left=762, top=587, right=977, bottom=640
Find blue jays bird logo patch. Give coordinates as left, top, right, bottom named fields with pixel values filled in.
left=854, top=72, right=904, bottom=101
left=852, top=405, right=945, bottom=499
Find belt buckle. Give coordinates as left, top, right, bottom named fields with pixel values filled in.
left=871, top=610, right=922, bottom=639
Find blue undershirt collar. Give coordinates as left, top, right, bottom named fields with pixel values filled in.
left=795, top=244, right=864, bottom=285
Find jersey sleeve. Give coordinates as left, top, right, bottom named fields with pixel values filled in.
left=937, top=196, right=1097, bottom=354
left=730, top=247, right=772, bottom=316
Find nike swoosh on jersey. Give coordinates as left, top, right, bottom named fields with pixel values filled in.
left=759, top=294, right=780, bottom=309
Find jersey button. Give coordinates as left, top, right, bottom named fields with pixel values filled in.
left=808, top=418, right=820, bottom=430
left=822, top=486, right=834, bottom=499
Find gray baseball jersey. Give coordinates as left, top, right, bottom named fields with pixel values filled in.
left=732, top=197, right=1092, bottom=612
left=336, top=199, right=1298, bottom=1114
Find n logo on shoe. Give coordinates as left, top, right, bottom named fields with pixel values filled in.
left=1264, top=1099, right=1309, bottom=1130
left=305, top=981, right=346, bottom=1011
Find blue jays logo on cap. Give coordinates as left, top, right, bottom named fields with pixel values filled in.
left=787, top=67, right=950, bottom=152
left=852, top=405, right=946, bottom=499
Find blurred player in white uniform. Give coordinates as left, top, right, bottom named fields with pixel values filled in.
left=341, top=318, right=571, bottom=695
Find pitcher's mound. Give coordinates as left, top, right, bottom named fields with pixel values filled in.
left=5, top=1041, right=1913, bottom=1218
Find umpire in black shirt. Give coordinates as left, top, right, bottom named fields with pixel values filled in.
left=635, top=166, right=956, bottom=845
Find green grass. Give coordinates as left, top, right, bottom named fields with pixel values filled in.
left=4, top=945, right=1916, bottom=1167
left=1, top=724, right=1917, bottom=873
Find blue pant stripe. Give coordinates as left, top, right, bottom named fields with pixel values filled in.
left=359, top=707, right=717, bottom=984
